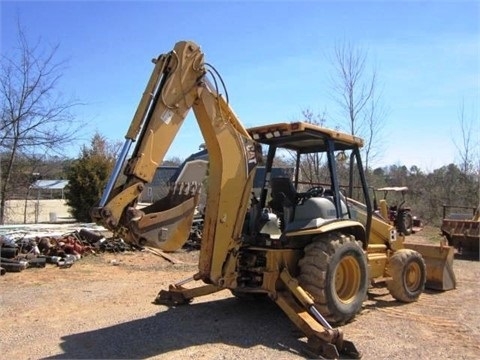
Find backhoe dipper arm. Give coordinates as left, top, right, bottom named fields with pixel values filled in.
left=91, top=41, right=260, bottom=270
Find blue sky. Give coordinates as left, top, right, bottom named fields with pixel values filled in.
left=1, top=0, right=479, bottom=171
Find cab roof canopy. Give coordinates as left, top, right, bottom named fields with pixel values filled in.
left=247, top=122, right=363, bottom=153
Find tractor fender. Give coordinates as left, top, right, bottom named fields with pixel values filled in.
left=286, top=219, right=367, bottom=248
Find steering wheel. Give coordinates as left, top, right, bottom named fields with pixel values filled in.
left=305, top=186, right=325, bottom=198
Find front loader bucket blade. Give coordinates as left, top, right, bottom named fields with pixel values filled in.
left=404, top=242, right=456, bottom=291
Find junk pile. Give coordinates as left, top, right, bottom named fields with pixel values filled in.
left=0, top=225, right=142, bottom=275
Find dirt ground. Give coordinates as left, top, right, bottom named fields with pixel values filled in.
left=1, top=229, right=479, bottom=360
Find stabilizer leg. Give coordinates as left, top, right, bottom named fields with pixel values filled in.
left=276, top=269, right=361, bottom=359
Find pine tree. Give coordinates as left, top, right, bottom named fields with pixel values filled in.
left=65, top=133, right=117, bottom=222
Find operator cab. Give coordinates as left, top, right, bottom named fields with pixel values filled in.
left=246, top=122, right=372, bottom=246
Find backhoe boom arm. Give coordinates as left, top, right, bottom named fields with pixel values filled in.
left=91, top=41, right=260, bottom=282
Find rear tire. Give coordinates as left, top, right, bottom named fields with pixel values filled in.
left=298, top=232, right=368, bottom=325
left=387, top=249, right=426, bottom=302
left=398, top=211, right=413, bottom=236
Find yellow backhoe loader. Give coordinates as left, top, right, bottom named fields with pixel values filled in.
left=91, top=40, right=455, bottom=359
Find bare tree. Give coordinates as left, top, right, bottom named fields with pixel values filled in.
left=453, top=99, right=480, bottom=210
left=298, top=109, right=328, bottom=185
left=454, top=99, right=478, bottom=175
left=363, top=86, right=387, bottom=170
left=0, top=21, right=81, bottom=224
left=328, top=40, right=386, bottom=169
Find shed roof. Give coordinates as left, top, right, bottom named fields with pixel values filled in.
left=31, top=180, right=68, bottom=190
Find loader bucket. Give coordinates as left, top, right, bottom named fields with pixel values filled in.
left=404, top=242, right=456, bottom=291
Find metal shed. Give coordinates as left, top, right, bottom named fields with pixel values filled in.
left=30, top=180, right=69, bottom=199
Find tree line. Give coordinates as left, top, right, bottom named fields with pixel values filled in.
left=0, top=136, right=478, bottom=226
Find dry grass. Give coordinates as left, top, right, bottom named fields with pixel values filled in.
left=3, top=199, right=73, bottom=224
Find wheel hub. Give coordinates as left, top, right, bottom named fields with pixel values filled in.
left=335, top=255, right=361, bottom=304
left=405, top=261, right=421, bottom=290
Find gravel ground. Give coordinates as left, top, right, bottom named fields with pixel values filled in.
left=1, top=231, right=479, bottom=359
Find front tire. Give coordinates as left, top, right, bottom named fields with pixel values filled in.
left=298, top=232, right=368, bottom=325
left=387, top=249, right=426, bottom=302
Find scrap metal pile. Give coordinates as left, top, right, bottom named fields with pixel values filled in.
left=0, top=225, right=142, bottom=275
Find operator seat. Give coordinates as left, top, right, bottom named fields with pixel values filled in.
left=269, top=177, right=297, bottom=210
left=379, top=199, right=389, bottom=221
left=269, top=177, right=297, bottom=228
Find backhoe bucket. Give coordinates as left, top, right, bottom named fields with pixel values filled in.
left=404, top=242, right=456, bottom=291
left=129, top=182, right=201, bottom=252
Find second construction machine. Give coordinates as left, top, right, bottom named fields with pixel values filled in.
left=92, top=40, right=455, bottom=359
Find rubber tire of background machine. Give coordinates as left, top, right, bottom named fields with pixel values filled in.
left=397, top=211, right=413, bottom=236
